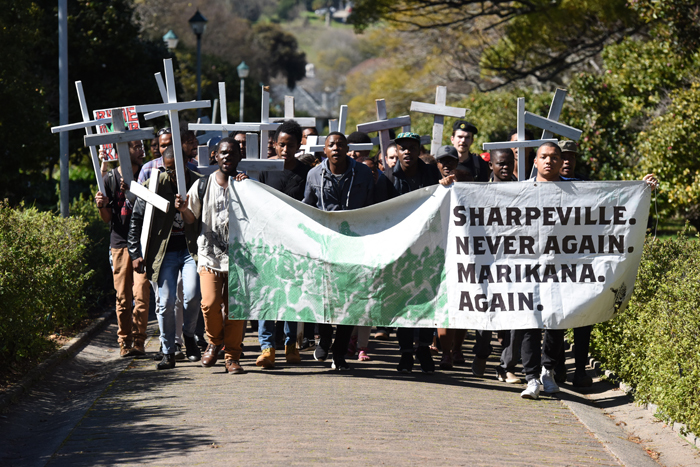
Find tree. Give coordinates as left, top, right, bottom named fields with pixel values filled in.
left=349, top=0, right=644, bottom=91
left=249, top=23, right=307, bottom=89
left=0, top=0, right=170, bottom=208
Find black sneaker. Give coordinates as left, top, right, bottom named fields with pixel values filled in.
left=572, top=370, right=593, bottom=387
left=195, top=334, right=208, bottom=351
left=156, top=353, right=176, bottom=370
left=331, top=356, right=350, bottom=371
left=299, top=338, right=315, bottom=351
left=554, top=369, right=568, bottom=384
left=397, top=352, right=414, bottom=373
left=174, top=344, right=186, bottom=361
left=416, top=346, right=435, bottom=374
left=184, top=334, right=201, bottom=362
left=314, top=346, right=328, bottom=362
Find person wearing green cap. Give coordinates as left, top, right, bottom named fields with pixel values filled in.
left=391, top=132, right=441, bottom=373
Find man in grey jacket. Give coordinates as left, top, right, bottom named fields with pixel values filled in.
left=303, top=132, right=375, bottom=370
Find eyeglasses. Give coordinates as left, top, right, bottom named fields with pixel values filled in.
left=157, top=128, right=172, bottom=136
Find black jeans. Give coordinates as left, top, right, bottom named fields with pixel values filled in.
left=318, top=324, right=353, bottom=357
left=499, top=329, right=523, bottom=371
left=521, top=329, right=564, bottom=381
left=473, top=330, right=493, bottom=359
left=397, top=328, right=433, bottom=353
left=555, top=325, right=593, bottom=375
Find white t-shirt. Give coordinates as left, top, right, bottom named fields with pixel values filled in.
left=187, top=174, right=230, bottom=273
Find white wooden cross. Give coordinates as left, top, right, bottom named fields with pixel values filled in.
left=525, top=89, right=582, bottom=178
left=82, top=108, right=169, bottom=213
left=356, top=99, right=411, bottom=178
left=328, top=104, right=348, bottom=134
left=300, top=105, right=373, bottom=154
left=188, top=84, right=284, bottom=177
left=50, top=82, right=112, bottom=194
left=196, top=145, right=218, bottom=176
left=482, top=98, right=557, bottom=181
left=410, top=86, right=467, bottom=155
left=300, top=135, right=326, bottom=154
left=482, top=92, right=582, bottom=180
left=130, top=59, right=211, bottom=197
left=272, top=95, right=316, bottom=128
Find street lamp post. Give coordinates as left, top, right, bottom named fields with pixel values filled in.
left=188, top=10, right=208, bottom=117
left=163, top=30, right=179, bottom=50
left=237, top=61, right=249, bottom=122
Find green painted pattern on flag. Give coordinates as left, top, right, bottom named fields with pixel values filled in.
left=229, top=212, right=448, bottom=327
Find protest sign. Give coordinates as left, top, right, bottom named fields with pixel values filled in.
left=92, top=106, right=140, bottom=161
left=228, top=181, right=650, bottom=330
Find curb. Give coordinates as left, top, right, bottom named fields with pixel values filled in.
left=589, top=355, right=700, bottom=449
left=0, top=308, right=114, bottom=412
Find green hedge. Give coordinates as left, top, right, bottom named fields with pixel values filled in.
left=0, top=194, right=112, bottom=366
left=591, top=232, right=700, bottom=435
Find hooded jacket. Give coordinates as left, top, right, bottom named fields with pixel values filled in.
left=303, top=156, right=375, bottom=211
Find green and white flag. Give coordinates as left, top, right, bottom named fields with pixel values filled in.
left=228, top=180, right=650, bottom=330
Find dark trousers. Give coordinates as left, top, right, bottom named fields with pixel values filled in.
left=555, top=325, right=593, bottom=375
left=473, top=330, right=493, bottom=359
left=499, top=329, right=523, bottom=371
left=304, top=322, right=315, bottom=340
left=397, top=328, right=433, bottom=353
left=318, top=324, right=353, bottom=356
left=521, top=329, right=565, bottom=381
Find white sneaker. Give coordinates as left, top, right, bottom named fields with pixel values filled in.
left=521, top=378, right=540, bottom=399
left=541, top=367, right=561, bottom=393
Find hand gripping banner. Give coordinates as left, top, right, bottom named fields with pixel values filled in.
left=228, top=180, right=650, bottom=330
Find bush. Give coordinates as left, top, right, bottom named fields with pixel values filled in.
left=591, top=231, right=700, bottom=435
left=68, top=191, right=113, bottom=309
left=0, top=201, right=93, bottom=364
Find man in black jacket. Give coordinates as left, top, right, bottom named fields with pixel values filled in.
left=392, top=132, right=441, bottom=374
left=451, top=120, right=490, bottom=182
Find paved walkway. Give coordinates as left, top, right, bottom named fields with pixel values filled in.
left=0, top=317, right=662, bottom=466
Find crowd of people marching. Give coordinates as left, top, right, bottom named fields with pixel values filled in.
left=95, top=118, right=658, bottom=401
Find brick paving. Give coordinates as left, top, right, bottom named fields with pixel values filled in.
left=44, top=324, right=623, bottom=467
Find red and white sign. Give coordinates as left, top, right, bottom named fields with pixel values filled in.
left=92, top=107, right=140, bottom=161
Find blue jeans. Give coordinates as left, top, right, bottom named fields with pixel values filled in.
left=258, top=320, right=297, bottom=350
left=156, top=249, right=201, bottom=355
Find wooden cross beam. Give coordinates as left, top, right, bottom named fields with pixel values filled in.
left=338, top=105, right=348, bottom=135
left=356, top=99, right=411, bottom=180
left=189, top=85, right=282, bottom=175
left=83, top=109, right=153, bottom=187
left=300, top=135, right=325, bottom=154
left=140, top=166, right=161, bottom=259
left=141, top=72, right=168, bottom=120
left=196, top=145, right=218, bottom=176
left=130, top=59, right=211, bottom=197
left=271, top=96, right=316, bottom=128
left=50, top=83, right=112, bottom=194
left=82, top=109, right=169, bottom=213
left=410, top=86, right=467, bottom=155
left=240, top=132, right=284, bottom=180
left=525, top=89, right=582, bottom=178
left=482, top=97, right=558, bottom=181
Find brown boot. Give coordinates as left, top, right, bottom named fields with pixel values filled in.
left=132, top=340, right=146, bottom=356
left=120, top=341, right=133, bottom=357
left=285, top=345, right=301, bottom=364
left=201, top=343, right=223, bottom=367
left=256, top=348, right=275, bottom=369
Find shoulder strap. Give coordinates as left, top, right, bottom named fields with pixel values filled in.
left=106, top=170, right=118, bottom=206
left=198, top=173, right=214, bottom=202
